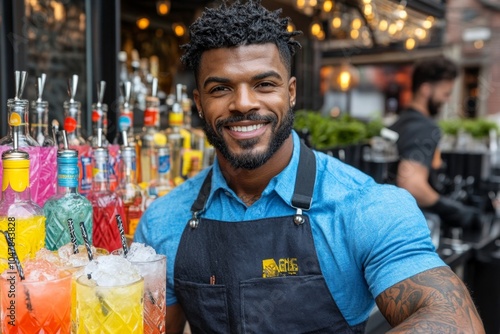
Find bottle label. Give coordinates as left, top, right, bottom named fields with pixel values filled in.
left=92, top=109, right=101, bottom=122
left=144, top=109, right=159, bottom=127
left=58, top=163, right=79, bottom=187
left=64, top=117, right=77, bottom=133
left=81, top=156, right=92, bottom=191
left=118, top=113, right=132, bottom=131
left=8, top=113, right=22, bottom=126
left=93, top=164, right=108, bottom=182
left=159, top=153, right=171, bottom=174
left=169, top=112, right=184, bottom=127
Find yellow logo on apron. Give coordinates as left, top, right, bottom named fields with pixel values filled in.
left=262, top=258, right=298, bottom=278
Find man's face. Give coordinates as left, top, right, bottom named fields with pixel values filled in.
left=427, top=80, right=454, bottom=116
left=193, top=43, right=296, bottom=170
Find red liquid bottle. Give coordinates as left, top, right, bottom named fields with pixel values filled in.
left=87, top=129, right=126, bottom=252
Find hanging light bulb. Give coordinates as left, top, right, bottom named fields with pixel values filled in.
left=331, top=12, right=342, bottom=30
left=156, top=1, right=171, bottom=16
left=172, top=23, right=186, bottom=37
left=423, top=16, right=434, bottom=29
left=310, top=21, right=322, bottom=36
left=363, top=4, right=373, bottom=16
left=388, top=23, right=398, bottom=36
left=415, top=28, right=427, bottom=40
left=323, top=0, right=333, bottom=13
left=136, top=17, right=150, bottom=30
left=405, top=37, right=416, bottom=50
left=287, top=22, right=296, bottom=33
left=351, top=18, right=362, bottom=30
left=379, top=19, right=388, bottom=31
left=350, top=29, right=360, bottom=39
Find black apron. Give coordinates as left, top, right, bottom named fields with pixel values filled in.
left=174, top=142, right=366, bottom=333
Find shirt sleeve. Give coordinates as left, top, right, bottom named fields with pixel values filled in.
left=396, top=123, right=439, bottom=170
left=353, top=185, right=446, bottom=298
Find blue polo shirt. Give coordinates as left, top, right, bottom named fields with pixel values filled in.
left=135, top=131, right=445, bottom=326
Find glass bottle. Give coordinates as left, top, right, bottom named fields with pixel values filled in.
left=137, top=77, right=166, bottom=184
left=0, top=71, right=39, bottom=147
left=166, top=83, right=185, bottom=184
left=30, top=73, right=55, bottom=147
left=88, top=81, right=109, bottom=147
left=64, top=75, right=93, bottom=197
left=114, top=81, right=135, bottom=146
left=87, top=129, right=126, bottom=252
left=0, top=132, right=45, bottom=273
left=115, top=132, right=144, bottom=236
left=148, top=145, right=173, bottom=201
left=43, top=131, right=93, bottom=251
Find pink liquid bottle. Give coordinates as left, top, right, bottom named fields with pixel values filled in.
left=87, top=128, right=126, bottom=252
left=30, top=74, right=57, bottom=206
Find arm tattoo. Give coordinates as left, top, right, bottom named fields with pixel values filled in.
left=376, top=266, right=484, bottom=333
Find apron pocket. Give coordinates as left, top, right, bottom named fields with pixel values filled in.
left=240, top=275, right=349, bottom=334
left=174, top=278, right=230, bottom=333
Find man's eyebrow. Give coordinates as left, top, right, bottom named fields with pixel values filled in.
left=252, top=71, right=282, bottom=81
left=203, top=76, right=230, bottom=89
left=203, top=71, right=283, bottom=89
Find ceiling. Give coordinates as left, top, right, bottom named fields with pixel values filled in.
left=120, top=0, right=316, bottom=34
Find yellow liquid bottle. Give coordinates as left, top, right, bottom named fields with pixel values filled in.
left=0, top=135, right=45, bottom=273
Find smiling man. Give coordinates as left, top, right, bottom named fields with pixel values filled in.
left=134, top=1, right=484, bottom=333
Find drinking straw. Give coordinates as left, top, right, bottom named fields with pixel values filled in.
left=2, top=230, right=33, bottom=311
left=67, top=218, right=79, bottom=254
left=2, top=231, right=24, bottom=280
left=79, top=221, right=93, bottom=262
left=115, top=215, right=129, bottom=257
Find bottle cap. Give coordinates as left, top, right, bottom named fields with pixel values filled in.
left=2, top=132, right=29, bottom=161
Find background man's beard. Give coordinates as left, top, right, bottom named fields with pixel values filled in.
left=427, top=98, right=441, bottom=117
left=203, top=108, right=295, bottom=170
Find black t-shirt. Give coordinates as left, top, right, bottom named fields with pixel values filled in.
left=389, top=108, right=442, bottom=172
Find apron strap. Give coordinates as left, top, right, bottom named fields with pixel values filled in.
left=291, top=141, right=316, bottom=211
left=191, top=140, right=317, bottom=214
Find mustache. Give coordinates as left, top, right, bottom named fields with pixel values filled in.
left=215, top=113, right=276, bottom=128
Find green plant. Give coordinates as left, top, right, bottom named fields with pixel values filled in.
left=293, top=110, right=378, bottom=149
left=439, top=118, right=498, bottom=139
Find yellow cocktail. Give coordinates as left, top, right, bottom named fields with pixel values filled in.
left=75, top=255, right=144, bottom=333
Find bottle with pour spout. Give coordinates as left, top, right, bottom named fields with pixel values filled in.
left=0, top=131, right=46, bottom=273
left=87, top=128, right=126, bottom=252
left=63, top=75, right=93, bottom=197
left=0, top=71, right=39, bottom=147
left=43, top=130, right=93, bottom=250
left=137, top=77, right=166, bottom=184
left=30, top=73, right=55, bottom=147
left=116, top=131, right=144, bottom=236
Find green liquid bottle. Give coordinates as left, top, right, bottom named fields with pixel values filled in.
left=43, top=131, right=93, bottom=250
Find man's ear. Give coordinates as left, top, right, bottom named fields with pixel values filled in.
left=420, top=82, right=432, bottom=98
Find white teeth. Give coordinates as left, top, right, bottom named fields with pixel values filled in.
left=230, top=124, right=264, bottom=132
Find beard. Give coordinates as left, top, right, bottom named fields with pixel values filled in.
left=203, top=108, right=295, bottom=170
left=427, top=96, right=442, bottom=117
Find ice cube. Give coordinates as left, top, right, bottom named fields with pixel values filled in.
left=84, top=255, right=141, bottom=287
left=23, top=259, right=61, bottom=281
left=35, top=248, right=64, bottom=267
left=126, top=242, right=162, bottom=262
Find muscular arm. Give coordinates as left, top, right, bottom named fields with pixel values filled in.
left=376, top=266, right=484, bottom=333
left=396, top=159, right=439, bottom=207
left=167, top=304, right=186, bottom=334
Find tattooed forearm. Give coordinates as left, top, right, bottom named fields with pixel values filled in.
left=375, top=266, right=484, bottom=333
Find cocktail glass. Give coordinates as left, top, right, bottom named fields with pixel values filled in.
left=75, top=257, right=144, bottom=333
left=0, top=259, right=72, bottom=333
left=113, top=248, right=167, bottom=333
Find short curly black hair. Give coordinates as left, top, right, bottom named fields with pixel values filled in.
left=181, top=0, right=301, bottom=80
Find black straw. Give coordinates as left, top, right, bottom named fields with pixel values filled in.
left=3, top=231, right=24, bottom=280
left=67, top=218, right=79, bottom=254
left=79, top=221, right=93, bottom=262
left=115, top=215, right=129, bottom=257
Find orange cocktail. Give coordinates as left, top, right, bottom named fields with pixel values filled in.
left=0, top=258, right=72, bottom=333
